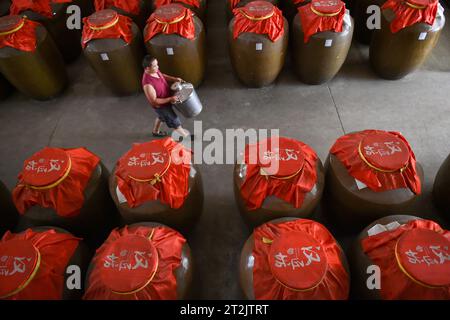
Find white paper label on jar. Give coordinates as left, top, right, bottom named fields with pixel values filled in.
left=325, top=39, right=333, bottom=47
left=166, top=47, right=174, bottom=55
left=355, top=179, right=367, bottom=190
left=367, top=221, right=402, bottom=236
left=100, top=53, right=109, bottom=61
left=418, top=32, right=427, bottom=41
left=256, top=43, right=263, bottom=51
left=116, top=186, right=127, bottom=204
left=239, top=164, right=247, bottom=179
left=190, top=165, right=196, bottom=178
left=386, top=221, right=401, bottom=231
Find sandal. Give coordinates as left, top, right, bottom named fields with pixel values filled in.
left=152, top=130, right=168, bottom=137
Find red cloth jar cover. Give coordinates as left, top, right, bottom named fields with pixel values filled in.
left=252, top=219, right=349, bottom=299
left=83, top=225, right=186, bottom=299
left=114, top=137, right=191, bottom=209
left=239, top=137, right=318, bottom=211
left=0, top=229, right=81, bottom=300
left=298, top=0, right=346, bottom=43
left=81, top=9, right=133, bottom=49
left=145, top=4, right=195, bottom=42
left=12, top=147, right=101, bottom=218
left=155, top=0, right=200, bottom=9
left=361, top=219, right=450, bottom=299
left=94, top=0, right=142, bottom=16
left=229, top=0, right=241, bottom=10
left=232, top=0, right=285, bottom=42
left=382, top=0, right=439, bottom=33
left=0, top=15, right=40, bottom=52
left=10, top=0, right=72, bottom=19
left=329, top=129, right=421, bottom=194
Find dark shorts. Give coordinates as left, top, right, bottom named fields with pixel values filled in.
left=154, top=105, right=181, bottom=129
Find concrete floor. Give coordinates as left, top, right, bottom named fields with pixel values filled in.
left=1, top=1, right=450, bottom=299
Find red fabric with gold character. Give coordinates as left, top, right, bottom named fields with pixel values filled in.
left=382, top=0, right=439, bottom=33
left=232, top=0, right=285, bottom=42
left=94, top=0, right=141, bottom=16
left=9, top=0, right=72, bottom=18
left=298, top=0, right=346, bottom=43
left=83, top=225, right=186, bottom=300
left=155, top=0, right=201, bottom=9
left=12, top=147, right=101, bottom=218
left=114, top=137, right=191, bottom=209
left=81, top=10, right=133, bottom=48
left=329, top=129, right=421, bottom=194
left=252, top=219, right=349, bottom=299
left=361, top=219, right=450, bottom=299
left=0, top=16, right=40, bottom=52
left=239, top=137, right=318, bottom=210
left=0, top=229, right=81, bottom=300
left=145, top=4, right=195, bottom=41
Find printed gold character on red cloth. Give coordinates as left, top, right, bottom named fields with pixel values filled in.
left=13, top=147, right=100, bottom=218
left=83, top=225, right=188, bottom=300
left=241, top=218, right=350, bottom=299
left=361, top=219, right=450, bottom=299
left=0, top=229, right=81, bottom=300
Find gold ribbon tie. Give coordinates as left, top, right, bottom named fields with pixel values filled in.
left=155, top=13, right=186, bottom=32
left=405, top=1, right=427, bottom=9
left=0, top=17, right=26, bottom=36
left=89, top=15, right=120, bottom=30
left=239, top=8, right=274, bottom=21
left=310, top=6, right=341, bottom=17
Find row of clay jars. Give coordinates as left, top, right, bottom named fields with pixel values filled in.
left=83, top=9, right=206, bottom=96
left=13, top=150, right=203, bottom=245
left=0, top=17, right=68, bottom=100
left=233, top=137, right=426, bottom=233
left=101, top=0, right=207, bottom=29
left=1, top=223, right=193, bottom=300
left=240, top=214, right=448, bottom=300
left=228, top=5, right=353, bottom=86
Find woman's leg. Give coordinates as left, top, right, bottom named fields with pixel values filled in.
left=152, top=118, right=163, bottom=133
left=174, top=126, right=190, bottom=137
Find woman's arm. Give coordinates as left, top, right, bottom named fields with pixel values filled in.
left=143, top=84, right=177, bottom=108
left=161, top=72, right=183, bottom=83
